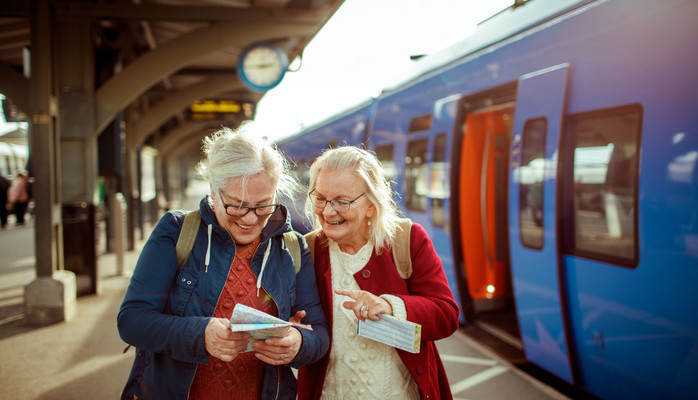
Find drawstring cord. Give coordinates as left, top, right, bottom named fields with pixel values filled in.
left=256, top=240, right=272, bottom=297
left=205, top=224, right=212, bottom=273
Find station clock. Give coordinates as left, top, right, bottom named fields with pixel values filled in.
left=237, top=44, right=289, bottom=92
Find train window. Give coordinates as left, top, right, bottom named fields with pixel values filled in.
left=430, top=133, right=449, bottom=228
left=375, top=144, right=396, bottom=183
left=564, top=105, right=641, bottom=266
left=409, top=114, right=432, bottom=133
left=405, top=138, right=429, bottom=212
left=519, top=118, right=547, bottom=249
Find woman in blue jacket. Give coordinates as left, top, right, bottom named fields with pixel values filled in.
left=118, top=125, right=329, bottom=400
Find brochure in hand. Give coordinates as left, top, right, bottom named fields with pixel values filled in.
left=357, top=314, right=421, bottom=354
left=229, top=304, right=291, bottom=351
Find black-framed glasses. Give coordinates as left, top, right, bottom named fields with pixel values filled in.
left=219, top=191, right=279, bottom=217
left=310, top=191, right=366, bottom=213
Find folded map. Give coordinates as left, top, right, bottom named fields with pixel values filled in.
left=229, top=304, right=291, bottom=351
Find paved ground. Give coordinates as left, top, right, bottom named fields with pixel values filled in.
left=0, top=198, right=569, bottom=400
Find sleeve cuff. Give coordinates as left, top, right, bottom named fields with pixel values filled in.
left=380, top=294, right=407, bottom=320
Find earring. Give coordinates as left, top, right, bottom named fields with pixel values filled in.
left=367, top=220, right=371, bottom=226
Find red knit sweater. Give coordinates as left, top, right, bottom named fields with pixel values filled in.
left=189, top=237, right=278, bottom=400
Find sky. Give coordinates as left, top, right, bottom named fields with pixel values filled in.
left=0, top=0, right=513, bottom=141
left=252, top=0, right=514, bottom=142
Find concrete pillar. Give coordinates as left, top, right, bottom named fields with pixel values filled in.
left=25, top=0, right=76, bottom=325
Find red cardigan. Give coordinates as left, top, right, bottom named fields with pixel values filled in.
left=297, top=222, right=460, bottom=400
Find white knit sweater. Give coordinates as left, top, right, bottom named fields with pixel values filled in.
left=320, top=242, right=419, bottom=400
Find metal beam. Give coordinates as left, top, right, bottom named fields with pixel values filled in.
left=128, top=76, right=245, bottom=150
left=95, top=21, right=316, bottom=135
left=54, top=2, right=332, bottom=23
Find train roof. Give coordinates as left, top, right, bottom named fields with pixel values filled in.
left=275, top=96, right=376, bottom=145
left=381, top=0, right=596, bottom=93
left=282, top=0, right=597, bottom=139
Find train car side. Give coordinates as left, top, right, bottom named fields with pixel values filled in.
left=278, top=0, right=698, bottom=398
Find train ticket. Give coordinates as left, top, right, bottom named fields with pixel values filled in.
left=357, top=314, right=421, bottom=353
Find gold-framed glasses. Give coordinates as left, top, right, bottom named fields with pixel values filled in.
left=309, top=191, right=365, bottom=213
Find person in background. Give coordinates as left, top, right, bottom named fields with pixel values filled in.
left=297, top=146, right=460, bottom=400
left=118, top=125, right=329, bottom=400
left=7, top=171, right=29, bottom=226
left=0, top=173, right=8, bottom=228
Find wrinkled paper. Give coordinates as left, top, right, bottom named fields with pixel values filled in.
left=229, top=304, right=291, bottom=351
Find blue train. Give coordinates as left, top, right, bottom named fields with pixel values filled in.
left=276, top=0, right=698, bottom=398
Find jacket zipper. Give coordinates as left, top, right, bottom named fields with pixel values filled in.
left=185, top=365, right=198, bottom=399
left=252, top=237, right=284, bottom=400
left=275, top=365, right=281, bottom=400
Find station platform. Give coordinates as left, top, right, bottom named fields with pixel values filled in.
left=0, top=202, right=570, bottom=399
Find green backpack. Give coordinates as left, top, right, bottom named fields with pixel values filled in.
left=175, top=209, right=301, bottom=274
left=177, top=211, right=412, bottom=278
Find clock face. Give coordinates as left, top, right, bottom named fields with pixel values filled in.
left=238, top=45, right=288, bottom=92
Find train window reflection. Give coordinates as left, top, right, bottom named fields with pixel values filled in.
left=565, top=104, right=641, bottom=266
left=375, top=144, right=396, bottom=183
left=409, top=114, right=432, bottom=133
left=519, top=118, right=547, bottom=249
left=430, top=133, right=449, bottom=228
left=405, top=138, right=429, bottom=212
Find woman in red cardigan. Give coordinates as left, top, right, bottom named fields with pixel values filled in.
left=297, top=146, right=460, bottom=400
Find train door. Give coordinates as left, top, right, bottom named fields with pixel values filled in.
left=459, top=106, right=514, bottom=315
left=454, top=82, right=521, bottom=350
left=509, top=64, right=574, bottom=383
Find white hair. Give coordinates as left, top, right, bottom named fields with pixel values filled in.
left=196, top=123, right=299, bottom=201
left=306, top=146, right=401, bottom=254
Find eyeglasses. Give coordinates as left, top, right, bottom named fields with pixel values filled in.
left=219, top=191, right=279, bottom=217
left=310, top=191, right=366, bottom=213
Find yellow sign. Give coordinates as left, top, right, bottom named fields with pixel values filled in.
left=188, top=100, right=254, bottom=121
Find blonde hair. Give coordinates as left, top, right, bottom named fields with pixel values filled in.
left=196, top=124, right=299, bottom=201
left=306, top=146, right=401, bottom=254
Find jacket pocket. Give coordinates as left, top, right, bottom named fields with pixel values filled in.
left=172, top=271, right=198, bottom=316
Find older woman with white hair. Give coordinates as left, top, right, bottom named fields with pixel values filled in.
left=118, top=124, right=329, bottom=400
left=297, top=146, right=460, bottom=400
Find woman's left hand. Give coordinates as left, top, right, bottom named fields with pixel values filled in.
left=334, top=288, right=393, bottom=321
left=252, top=327, right=303, bottom=365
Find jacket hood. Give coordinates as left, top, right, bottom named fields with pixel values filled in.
left=196, top=195, right=297, bottom=296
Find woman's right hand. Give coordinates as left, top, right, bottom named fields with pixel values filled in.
left=204, top=317, right=252, bottom=362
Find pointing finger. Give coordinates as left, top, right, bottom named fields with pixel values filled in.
left=334, top=288, right=360, bottom=300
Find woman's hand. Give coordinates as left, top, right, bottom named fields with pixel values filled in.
left=204, top=317, right=252, bottom=362
left=289, top=310, right=313, bottom=330
left=252, top=326, right=303, bottom=365
left=334, top=288, right=393, bottom=321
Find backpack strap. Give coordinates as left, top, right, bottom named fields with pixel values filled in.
left=304, top=230, right=319, bottom=263
left=392, top=218, right=413, bottom=279
left=283, top=231, right=302, bottom=274
left=176, top=209, right=201, bottom=272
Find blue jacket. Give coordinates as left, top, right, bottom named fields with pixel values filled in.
left=118, top=198, right=329, bottom=399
